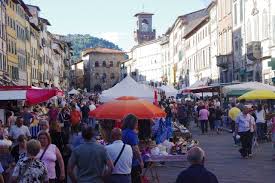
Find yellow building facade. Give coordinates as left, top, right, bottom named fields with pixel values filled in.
left=15, top=0, right=31, bottom=85
left=6, top=0, right=18, bottom=80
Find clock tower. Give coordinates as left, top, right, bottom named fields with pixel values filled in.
left=134, top=12, right=156, bottom=44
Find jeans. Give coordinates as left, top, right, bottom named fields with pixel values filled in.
left=89, top=118, right=97, bottom=128
left=209, top=119, right=215, bottom=131
left=105, top=174, right=131, bottom=183
left=200, top=120, right=208, bottom=134
left=239, top=130, right=253, bottom=157
left=231, top=120, right=236, bottom=133
left=256, top=123, right=265, bottom=140
left=215, top=120, right=222, bottom=129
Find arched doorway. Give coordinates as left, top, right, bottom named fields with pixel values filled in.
left=94, top=84, right=102, bottom=92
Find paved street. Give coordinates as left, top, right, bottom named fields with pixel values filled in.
left=155, top=124, right=275, bottom=183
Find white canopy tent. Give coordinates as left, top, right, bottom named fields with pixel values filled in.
left=100, top=76, right=154, bottom=102
left=158, top=85, right=178, bottom=97
left=68, top=88, right=79, bottom=95
left=223, top=82, right=275, bottom=95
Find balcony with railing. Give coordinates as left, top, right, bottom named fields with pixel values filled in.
left=216, top=54, right=233, bottom=68
left=247, top=41, right=262, bottom=61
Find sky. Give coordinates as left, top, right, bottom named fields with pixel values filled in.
left=25, top=0, right=211, bottom=51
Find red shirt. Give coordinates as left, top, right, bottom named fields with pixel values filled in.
left=70, top=110, right=81, bottom=126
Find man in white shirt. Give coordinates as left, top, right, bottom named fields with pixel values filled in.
left=106, top=128, right=133, bottom=183
left=9, top=117, right=31, bottom=142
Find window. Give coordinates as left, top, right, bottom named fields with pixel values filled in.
left=117, top=62, right=120, bottom=67
left=240, top=0, right=243, bottom=22
left=102, top=61, right=106, bottom=67
left=254, top=14, right=259, bottom=41
left=0, top=53, right=2, bottom=70
left=109, top=61, right=113, bottom=67
left=110, top=73, right=115, bottom=79
left=95, top=61, right=99, bottom=67
left=247, top=19, right=252, bottom=42
left=95, top=73, right=99, bottom=79
left=234, top=3, right=238, bottom=25
left=262, top=10, right=268, bottom=39
left=273, top=16, right=275, bottom=44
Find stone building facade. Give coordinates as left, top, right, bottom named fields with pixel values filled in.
left=82, top=48, right=126, bottom=92
left=216, top=0, right=234, bottom=83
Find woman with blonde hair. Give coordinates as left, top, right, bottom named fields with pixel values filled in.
left=11, top=139, right=49, bottom=183
left=37, top=131, right=65, bottom=183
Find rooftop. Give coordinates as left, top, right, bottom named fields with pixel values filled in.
left=39, top=17, right=51, bottom=26
left=183, top=9, right=209, bottom=38
left=15, top=0, right=32, bottom=17
left=83, top=47, right=125, bottom=56
left=134, top=12, right=154, bottom=17
left=25, top=4, right=41, bottom=11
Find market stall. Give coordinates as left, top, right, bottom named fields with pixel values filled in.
left=90, top=96, right=195, bottom=182
left=158, top=85, right=178, bottom=97
left=68, top=88, right=79, bottom=95
left=238, top=90, right=275, bottom=100
left=90, top=96, right=165, bottom=120
left=223, top=82, right=275, bottom=96
left=100, top=76, right=154, bottom=102
left=0, top=86, right=63, bottom=105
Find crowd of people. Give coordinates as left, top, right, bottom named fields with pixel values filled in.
left=0, top=92, right=274, bottom=183
left=159, top=95, right=275, bottom=160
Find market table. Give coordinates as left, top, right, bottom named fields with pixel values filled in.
left=143, top=154, right=186, bottom=183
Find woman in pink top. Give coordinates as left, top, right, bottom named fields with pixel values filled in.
left=37, top=131, right=65, bottom=183
left=199, top=106, right=209, bottom=134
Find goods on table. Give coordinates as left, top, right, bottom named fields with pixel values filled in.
left=173, top=122, right=192, bottom=140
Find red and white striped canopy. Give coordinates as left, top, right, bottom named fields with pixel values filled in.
left=0, top=86, right=63, bottom=105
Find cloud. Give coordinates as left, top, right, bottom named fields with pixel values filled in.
left=99, top=32, right=121, bottom=44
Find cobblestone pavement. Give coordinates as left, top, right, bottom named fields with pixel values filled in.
left=154, top=125, right=275, bottom=183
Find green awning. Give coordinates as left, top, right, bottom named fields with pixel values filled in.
left=226, top=90, right=251, bottom=97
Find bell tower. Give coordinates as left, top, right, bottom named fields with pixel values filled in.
left=134, top=12, right=156, bottom=44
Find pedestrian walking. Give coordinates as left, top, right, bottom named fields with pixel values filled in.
left=37, top=131, right=65, bottom=182
left=215, top=106, right=223, bottom=134
left=105, top=128, right=133, bottom=183
left=11, top=139, right=49, bottom=183
left=199, top=106, right=209, bottom=134
left=208, top=104, right=216, bottom=131
left=70, top=105, right=82, bottom=135
left=235, top=107, right=254, bottom=158
left=176, top=146, right=218, bottom=183
left=122, top=114, right=144, bottom=183
left=255, top=104, right=266, bottom=141
left=270, top=116, right=275, bottom=160
left=228, top=103, right=241, bottom=145
left=177, top=103, right=188, bottom=127
left=9, top=117, right=31, bottom=143
left=10, top=135, right=27, bottom=163
left=68, top=126, right=113, bottom=183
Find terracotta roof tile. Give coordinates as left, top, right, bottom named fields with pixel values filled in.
left=83, top=48, right=125, bottom=56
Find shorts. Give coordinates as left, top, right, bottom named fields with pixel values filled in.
left=215, top=120, right=222, bottom=128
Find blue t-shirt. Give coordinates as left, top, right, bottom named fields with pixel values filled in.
left=122, top=129, right=139, bottom=167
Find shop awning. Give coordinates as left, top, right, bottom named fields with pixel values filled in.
left=0, top=86, right=63, bottom=105
left=182, top=85, right=221, bottom=93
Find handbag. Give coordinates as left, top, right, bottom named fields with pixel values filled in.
left=113, top=144, right=126, bottom=167
left=40, top=145, right=49, bottom=160
left=102, top=144, right=126, bottom=182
